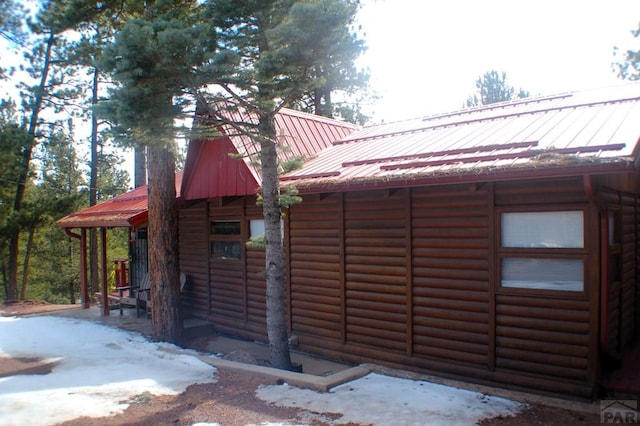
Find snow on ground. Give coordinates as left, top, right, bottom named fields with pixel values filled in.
left=257, top=373, right=524, bottom=426
left=0, top=315, right=217, bottom=426
left=0, top=315, right=525, bottom=426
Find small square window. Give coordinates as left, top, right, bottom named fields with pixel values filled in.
left=249, top=219, right=284, bottom=240
left=211, top=221, right=241, bottom=235
left=250, top=219, right=265, bottom=238
left=211, top=241, right=241, bottom=260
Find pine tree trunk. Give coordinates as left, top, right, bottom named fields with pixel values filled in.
left=89, top=67, right=100, bottom=294
left=147, top=146, right=183, bottom=344
left=7, top=33, right=55, bottom=301
left=20, top=225, right=35, bottom=301
left=134, top=146, right=147, bottom=188
left=259, top=113, right=293, bottom=371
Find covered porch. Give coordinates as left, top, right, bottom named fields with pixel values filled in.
left=56, top=173, right=183, bottom=315
left=55, top=178, right=170, bottom=315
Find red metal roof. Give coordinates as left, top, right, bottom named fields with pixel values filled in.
left=282, top=84, right=640, bottom=191
left=56, top=172, right=183, bottom=229
left=181, top=108, right=358, bottom=200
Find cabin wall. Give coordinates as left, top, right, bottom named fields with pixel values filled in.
left=598, top=189, right=640, bottom=358
left=178, top=201, right=209, bottom=314
left=492, top=179, right=597, bottom=395
left=288, top=177, right=600, bottom=397
left=179, top=197, right=267, bottom=340
left=177, top=176, right=640, bottom=397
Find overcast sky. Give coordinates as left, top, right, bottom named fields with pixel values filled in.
left=357, top=0, right=640, bottom=122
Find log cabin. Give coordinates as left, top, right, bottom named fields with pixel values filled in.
left=60, top=84, right=640, bottom=398
left=178, top=84, right=640, bottom=398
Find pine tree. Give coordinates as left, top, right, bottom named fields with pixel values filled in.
left=98, top=0, right=216, bottom=344
left=614, top=23, right=640, bottom=80
left=84, top=0, right=366, bottom=355
left=198, top=0, right=367, bottom=370
left=465, top=70, right=530, bottom=107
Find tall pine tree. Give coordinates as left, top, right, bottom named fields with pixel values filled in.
left=465, top=70, right=529, bottom=107
left=199, top=0, right=366, bottom=369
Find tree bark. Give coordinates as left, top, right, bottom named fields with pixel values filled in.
left=20, top=225, right=35, bottom=301
left=89, top=67, right=100, bottom=294
left=259, top=113, right=293, bottom=371
left=147, top=146, right=183, bottom=344
left=134, top=145, right=146, bottom=188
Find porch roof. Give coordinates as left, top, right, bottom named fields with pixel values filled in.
left=56, top=172, right=183, bottom=229
left=282, top=83, right=640, bottom=191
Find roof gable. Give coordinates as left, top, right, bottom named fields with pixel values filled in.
left=181, top=108, right=359, bottom=200
left=283, top=84, right=640, bottom=190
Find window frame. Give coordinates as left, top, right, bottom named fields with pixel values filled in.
left=496, top=206, right=588, bottom=297
left=209, top=219, right=243, bottom=261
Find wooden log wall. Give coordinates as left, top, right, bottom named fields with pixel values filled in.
left=288, top=177, right=599, bottom=397
left=620, top=193, right=638, bottom=350
left=178, top=197, right=268, bottom=340
left=288, top=193, right=343, bottom=342
left=344, top=189, right=409, bottom=353
left=207, top=198, right=246, bottom=326
left=411, top=186, right=490, bottom=368
left=178, top=175, right=640, bottom=397
left=178, top=201, right=209, bottom=314
left=599, top=189, right=640, bottom=356
left=493, top=178, right=596, bottom=395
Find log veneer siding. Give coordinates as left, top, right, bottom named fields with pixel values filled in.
left=178, top=176, right=640, bottom=398
left=288, top=179, right=597, bottom=397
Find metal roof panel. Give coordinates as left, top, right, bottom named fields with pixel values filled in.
left=283, top=84, right=640, bottom=189
left=56, top=172, right=183, bottom=229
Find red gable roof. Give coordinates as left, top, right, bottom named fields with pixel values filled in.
left=181, top=108, right=359, bottom=200
left=283, top=84, right=640, bottom=192
left=56, top=172, right=183, bottom=229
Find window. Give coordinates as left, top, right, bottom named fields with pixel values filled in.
left=211, top=221, right=241, bottom=235
left=211, top=241, right=242, bottom=260
left=210, top=220, right=242, bottom=260
left=250, top=219, right=265, bottom=238
left=501, top=211, right=583, bottom=248
left=249, top=218, right=284, bottom=240
left=499, top=210, right=586, bottom=292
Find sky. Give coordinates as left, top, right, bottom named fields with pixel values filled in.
left=0, top=314, right=524, bottom=426
left=1, top=0, right=639, bottom=179
left=357, top=0, right=640, bottom=122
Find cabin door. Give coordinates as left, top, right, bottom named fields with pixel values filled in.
left=129, top=228, right=148, bottom=287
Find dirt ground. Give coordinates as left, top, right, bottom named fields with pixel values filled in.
left=1, top=301, right=604, bottom=425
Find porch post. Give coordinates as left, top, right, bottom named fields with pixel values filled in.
left=101, top=227, right=109, bottom=316
left=80, top=228, right=89, bottom=309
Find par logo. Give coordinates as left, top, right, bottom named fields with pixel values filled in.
left=600, top=400, right=638, bottom=423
